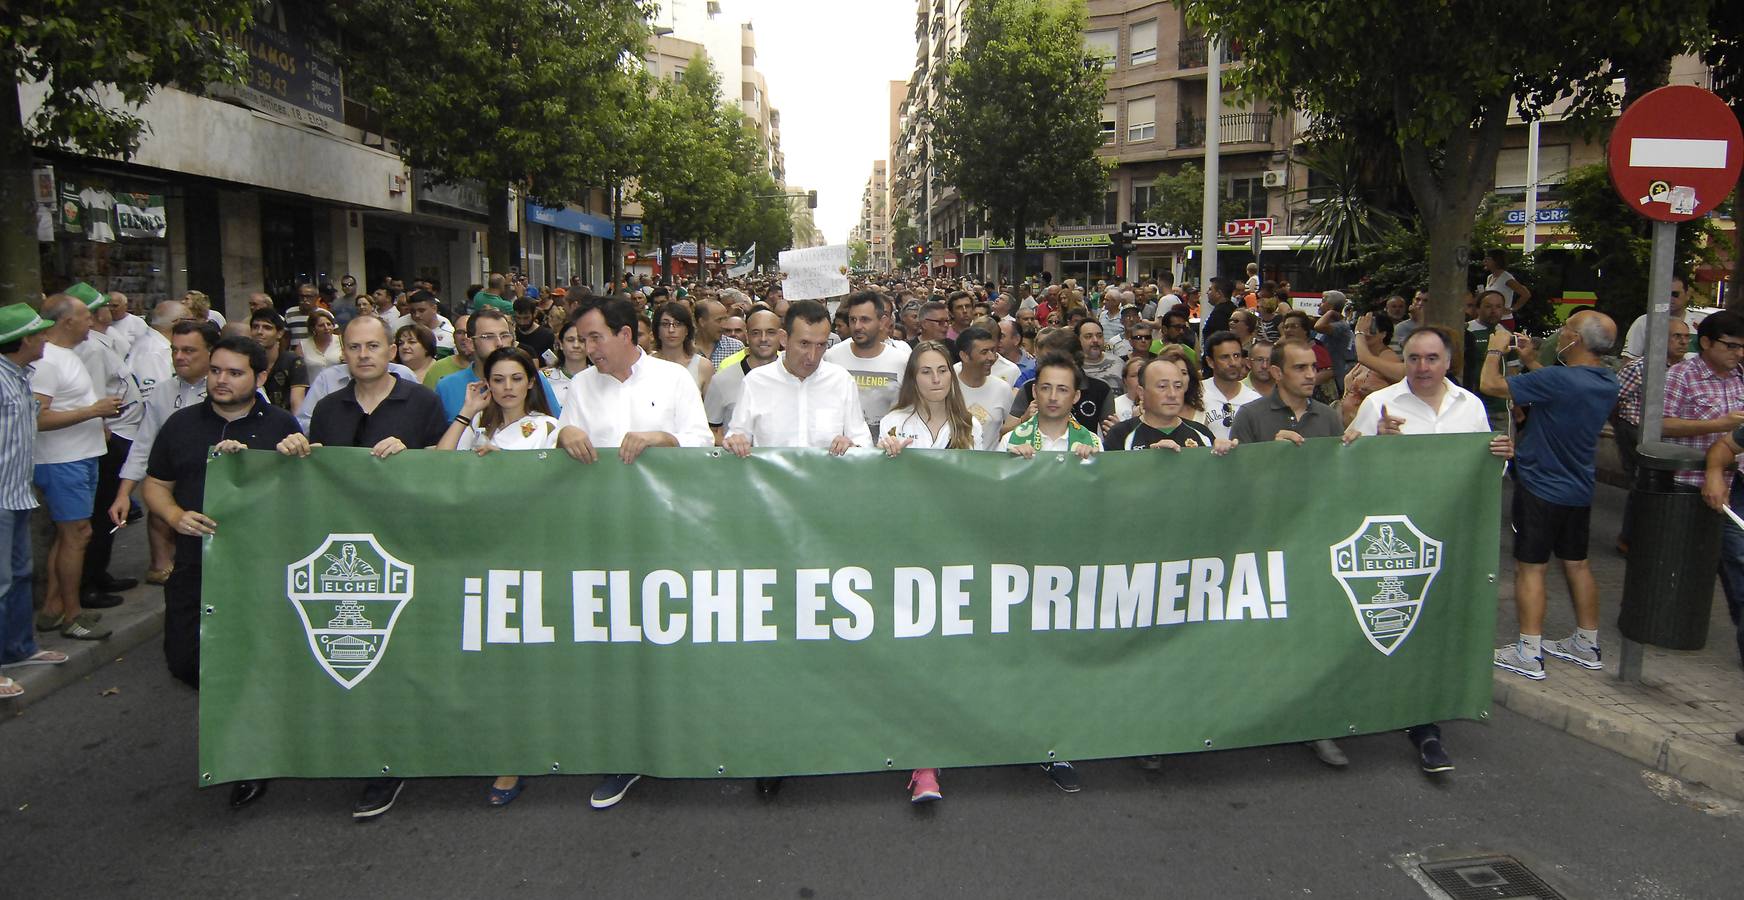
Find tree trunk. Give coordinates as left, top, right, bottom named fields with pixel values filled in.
left=487, top=184, right=515, bottom=279
left=608, top=184, right=623, bottom=289
left=698, top=237, right=708, bottom=284
left=1732, top=105, right=1744, bottom=312
left=0, top=74, right=44, bottom=307
left=1012, top=200, right=1028, bottom=285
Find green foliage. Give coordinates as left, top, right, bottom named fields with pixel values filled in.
left=930, top=0, right=1109, bottom=266
left=1290, top=140, right=1398, bottom=275
left=1342, top=201, right=1540, bottom=318
left=730, top=169, right=794, bottom=259
left=0, top=0, right=254, bottom=156
left=1561, top=163, right=1720, bottom=321
left=848, top=238, right=870, bottom=270
left=1143, top=163, right=1204, bottom=238
left=891, top=217, right=919, bottom=265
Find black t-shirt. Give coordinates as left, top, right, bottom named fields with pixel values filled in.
left=309, top=377, right=449, bottom=450
left=1203, top=300, right=1237, bottom=339
left=1015, top=371, right=1113, bottom=432
left=518, top=325, right=555, bottom=363
left=262, top=350, right=308, bottom=410
left=145, top=397, right=302, bottom=569
left=1104, top=416, right=1216, bottom=451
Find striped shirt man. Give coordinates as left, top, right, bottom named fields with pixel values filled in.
left=0, top=354, right=38, bottom=512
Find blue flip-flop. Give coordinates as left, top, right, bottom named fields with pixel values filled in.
left=488, top=779, right=525, bottom=807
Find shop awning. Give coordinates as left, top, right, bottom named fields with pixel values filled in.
left=526, top=204, right=614, bottom=239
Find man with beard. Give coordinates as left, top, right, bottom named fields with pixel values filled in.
left=824, top=292, right=910, bottom=435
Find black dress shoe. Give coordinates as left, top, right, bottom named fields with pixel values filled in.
left=95, top=574, right=139, bottom=592
left=229, top=780, right=268, bottom=808
left=80, top=592, right=124, bottom=609
left=755, top=777, right=783, bottom=798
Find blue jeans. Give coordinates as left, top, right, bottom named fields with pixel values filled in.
left=0, top=508, right=38, bottom=665
left=1719, top=478, right=1744, bottom=665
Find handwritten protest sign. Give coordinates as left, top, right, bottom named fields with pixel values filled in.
left=779, top=244, right=850, bottom=301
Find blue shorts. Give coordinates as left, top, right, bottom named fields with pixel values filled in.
left=33, top=458, right=98, bottom=523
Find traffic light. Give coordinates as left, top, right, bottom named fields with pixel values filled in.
left=806, top=190, right=818, bottom=209
left=911, top=243, right=927, bottom=265
left=1109, top=221, right=1139, bottom=278
left=921, top=241, right=933, bottom=261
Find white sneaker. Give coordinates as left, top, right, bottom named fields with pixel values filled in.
left=1494, top=643, right=1545, bottom=680
left=1542, top=634, right=1603, bottom=670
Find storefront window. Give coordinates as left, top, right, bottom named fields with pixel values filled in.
left=41, top=172, right=172, bottom=309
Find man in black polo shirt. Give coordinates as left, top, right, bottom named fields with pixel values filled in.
left=143, top=335, right=300, bottom=807
left=1229, top=339, right=1342, bottom=446
left=274, top=314, right=445, bottom=822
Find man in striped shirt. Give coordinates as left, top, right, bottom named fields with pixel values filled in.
left=1, top=305, right=69, bottom=693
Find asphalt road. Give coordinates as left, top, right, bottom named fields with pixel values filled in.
left=3, top=643, right=1740, bottom=899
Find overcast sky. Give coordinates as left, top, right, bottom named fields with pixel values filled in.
left=718, top=0, right=914, bottom=245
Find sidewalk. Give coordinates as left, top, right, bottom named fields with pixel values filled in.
left=1, top=523, right=163, bottom=715
left=1493, top=481, right=1744, bottom=799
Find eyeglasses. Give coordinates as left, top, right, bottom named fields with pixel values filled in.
left=923, top=317, right=949, bottom=325
left=1715, top=338, right=1744, bottom=353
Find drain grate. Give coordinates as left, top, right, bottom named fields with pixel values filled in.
left=1418, top=856, right=1565, bottom=900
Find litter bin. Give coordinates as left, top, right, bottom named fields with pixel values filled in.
left=1617, top=453, right=1720, bottom=650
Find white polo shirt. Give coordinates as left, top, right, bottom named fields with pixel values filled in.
left=1348, top=378, right=1491, bottom=436
left=557, top=349, right=711, bottom=449
left=728, top=357, right=872, bottom=449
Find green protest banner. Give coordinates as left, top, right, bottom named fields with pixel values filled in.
left=197, top=435, right=1501, bottom=785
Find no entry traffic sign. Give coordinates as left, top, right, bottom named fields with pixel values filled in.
left=1608, top=84, right=1743, bottom=223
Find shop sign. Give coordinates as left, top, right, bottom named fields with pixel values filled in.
left=1505, top=208, right=1569, bottom=225
left=210, top=3, right=342, bottom=132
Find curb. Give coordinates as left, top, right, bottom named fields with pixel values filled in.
left=1, top=591, right=165, bottom=718
left=1493, top=674, right=1744, bottom=801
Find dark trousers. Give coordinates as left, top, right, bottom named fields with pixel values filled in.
left=1612, top=417, right=1642, bottom=544
left=82, top=433, right=131, bottom=588
left=164, top=563, right=202, bottom=689
left=1407, top=723, right=1441, bottom=746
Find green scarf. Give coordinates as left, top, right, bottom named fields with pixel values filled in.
left=1008, top=414, right=1098, bottom=451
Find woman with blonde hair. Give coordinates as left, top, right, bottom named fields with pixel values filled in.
left=297, top=307, right=342, bottom=378
left=182, top=290, right=226, bottom=327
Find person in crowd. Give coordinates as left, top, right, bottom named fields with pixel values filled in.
left=1701, top=413, right=1744, bottom=668
left=540, top=317, right=590, bottom=397
left=277, top=315, right=449, bottom=821
left=1106, top=351, right=1232, bottom=454
left=111, top=312, right=210, bottom=587
left=726, top=300, right=871, bottom=456
left=1621, top=275, right=1688, bottom=360
left=953, top=326, right=1015, bottom=451
left=472, top=273, right=513, bottom=315
left=1312, top=290, right=1356, bottom=393
left=1343, top=326, right=1514, bottom=776
left=946, top=291, right=975, bottom=340
left=721, top=315, right=747, bottom=346
left=106, top=291, right=150, bottom=355
left=125, top=300, right=178, bottom=406
left=1202, top=278, right=1238, bottom=339
left=1340, top=312, right=1400, bottom=425
left=825, top=291, right=910, bottom=436
left=251, top=309, right=307, bottom=413
left=1611, top=317, right=1692, bottom=553
left=298, top=307, right=342, bottom=380
left=1276, top=310, right=1331, bottom=394
left=695, top=298, right=746, bottom=368
left=879, top=340, right=981, bottom=457
left=1115, top=355, right=1145, bottom=421
left=332, top=274, right=360, bottom=327
left=182, top=290, right=226, bottom=328
left=436, top=309, right=561, bottom=420
left=1, top=305, right=69, bottom=697
left=706, top=308, right=782, bottom=443
left=1198, top=331, right=1262, bottom=441
left=1013, top=329, right=1115, bottom=435
left=1462, top=289, right=1525, bottom=433
left=31, top=295, right=123, bottom=639
left=392, top=323, right=439, bottom=385
left=1006, top=351, right=1100, bottom=460
left=1482, top=249, right=1532, bottom=325
left=997, top=318, right=1037, bottom=387
left=1242, top=339, right=1276, bottom=397
left=67, top=287, right=141, bottom=604
left=917, top=300, right=951, bottom=345
left=406, top=290, right=456, bottom=359
left=652, top=301, right=712, bottom=393
left=512, top=297, right=554, bottom=365
left=285, top=282, right=321, bottom=342
left=1076, top=319, right=1123, bottom=392
left=1481, top=310, right=1619, bottom=681
left=1228, top=309, right=1258, bottom=349
left=549, top=295, right=711, bottom=810
left=424, top=312, right=471, bottom=387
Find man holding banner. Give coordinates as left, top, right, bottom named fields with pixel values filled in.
left=725, top=300, right=871, bottom=456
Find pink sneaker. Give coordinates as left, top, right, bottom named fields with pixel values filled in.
left=908, top=768, right=942, bottom=803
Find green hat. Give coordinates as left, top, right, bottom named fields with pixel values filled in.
left=64, top=282, right=107, bottom=310
left=0, top=303, right=55, bottom=343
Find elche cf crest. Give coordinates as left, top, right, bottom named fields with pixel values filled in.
left=1329, top=516, right=1442, bottom=656
left=286, top=534, right=415, bottom=689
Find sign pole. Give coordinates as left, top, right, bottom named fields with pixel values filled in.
left=1199, top=36, right=1222, bottom=321
left=1621, top=219, right=1678, bottom=684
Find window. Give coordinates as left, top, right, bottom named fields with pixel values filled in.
left=1127, top=96, right=1156, bottom=142
left=1228, top=176, right=1266, bottom=219
left=1100, top=103, right=1117, bottom=144
left=1130, top=19, right=1157, bottom=66
left=1494, top=145, right=1571, bottom=192
left=1132, top=184, right=1157, bottom=221
left=1085, top=29, right=1118, bottom=68
left=1098, top=185, right=1118, bottom=225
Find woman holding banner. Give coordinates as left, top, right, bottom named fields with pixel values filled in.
left=877, top=341, right=982, bottom=456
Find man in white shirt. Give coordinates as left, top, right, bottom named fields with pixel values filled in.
left=125, top=299, right=180, bottom=404
left=1342, top=325, right=1513, bottom=776
left=551, top=295, right=711, bottom=811
left=106, top=291, right=150, bottom=354
left=69, top=289, right=144, bottom=600
left=726, top=300, right=872, bottom=455
left=953, top=326, right=1015, bottom=450
left=1620, top=275, right=1686, bottom=360
left=705, top=307, right=782, bottom=443
left=1197, top=332, right=1263, bottom=441
left=31, top=295, right=122, bottom=639
left=824, top=292, right=910, bottom=436
left=556, top=295, right=711, bottom=465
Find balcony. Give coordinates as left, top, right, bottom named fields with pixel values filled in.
left=1177, top=36, right=1243, bottom=69
left=1175, top=112, right=1274, bottom=148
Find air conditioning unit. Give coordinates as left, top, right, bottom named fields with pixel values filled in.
left=1262, top=169, right=1288, bottom=189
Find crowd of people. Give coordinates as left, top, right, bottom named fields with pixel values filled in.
left=4, top=256, right=1739, bottom=819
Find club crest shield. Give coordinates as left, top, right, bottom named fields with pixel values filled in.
left=1329, top=516, right=1442, bottom=656
left=286, top=534, right=414, bottom=689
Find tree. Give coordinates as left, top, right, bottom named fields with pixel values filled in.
left=848, top=238, right=870, bottom=270
left=1185, top=0, right=1712, bottom=332
left=1561, top=163, right=1720, bottom=321
left=1290, top=139, right=1400, bottom=276
left=1704, top=4, right=1744, bottom=306
left=931, top=0, right=1109, bottom=283
left=329, top=0, right=652, bottom=275
left=1144, top=163, right=1205, bottom=238
left=0, top=0, right=254, bottom=302
left=891, top=216, right=920, bottom=267
left=729, top=170, right=793, bottom=264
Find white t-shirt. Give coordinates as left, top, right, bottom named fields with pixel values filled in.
left=30, top=342, right=107, bottom=464
left=75, top=332, right=142, bottom=439
left=108, top=312, right=150, bottom=355
left=1196, top=380, right=1264, bottom=441
left=78, top=187, right=116, bottom=243
left=989, top=354, right=1021, bottom=386
left=298, top=337, right=343, bottom=380
left=1115, top=394, right=1138, bottom=420
left=956, top=375, right=1015, bottom=451
left=124, top=327, right=173, bottom=404
left=1485, top=270, right=1518, bottom=309
left=455, top=412, right=563, bottom=451
left=824, top=340, right=910, bottom=434
left=1622, top=312, right=1688, bottom=360
left=878, top=407, right=983, bottom=450
left=704, top=355, right=759, bottom=428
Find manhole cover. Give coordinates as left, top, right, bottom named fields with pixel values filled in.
left=1418, top=856, right=1565, bottom=900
